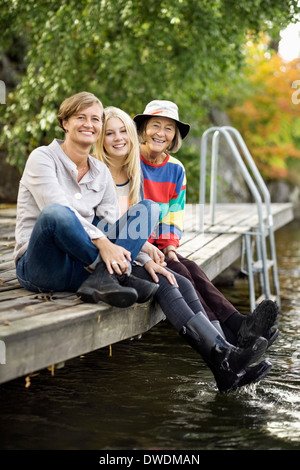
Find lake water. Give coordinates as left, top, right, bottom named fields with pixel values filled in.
left=0, top=222, right=299, bottom=451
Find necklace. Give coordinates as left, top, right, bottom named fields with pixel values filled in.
left=61, top=142, right=89, bottom=168
left=77, top=164, right=89, bottom=182
left=61, top=142, right=90, bottom=178
left=77, top=164, right=89, bottom=171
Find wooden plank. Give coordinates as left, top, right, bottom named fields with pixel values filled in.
left=0, top=292, right=81, bottom=322
left=181, top=203, right=294, bottom=280
left=183, top=203, right=293, bottom=234
left=0, top=300, right=165, bottom=384
left=183, top=203, right=250, bottom=233
left=192, top=232, right=243, bottom=280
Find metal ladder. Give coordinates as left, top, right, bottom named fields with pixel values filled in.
left=199, top=126, right=280, bottom=311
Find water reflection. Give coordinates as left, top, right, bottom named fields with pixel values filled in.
left=0, top=222, right=299, bottom=450
left=217, top=221, right=300, bottom=448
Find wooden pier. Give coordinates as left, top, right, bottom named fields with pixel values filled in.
left=0, top=202, right=294, bottom=385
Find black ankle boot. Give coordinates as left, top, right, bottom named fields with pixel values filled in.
left=181, top=312, right=268, bottom=392
left=237, top=300, right=279, bottom=349
left=117, top=273, right=159, bottom=303
left=235, top=360, right=272, bottom=389
left=77, top=261, right=138, bottom=307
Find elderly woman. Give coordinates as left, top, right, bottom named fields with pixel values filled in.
left=133, top=100, right=279, bottom=350
left=94, top=105, right=272, bottom=393
left=14, top=92, right=160, bottom=308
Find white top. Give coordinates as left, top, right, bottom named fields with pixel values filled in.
left=14, top=139, right=120, bottom=262
left=115, top=180, right=130, bottom=215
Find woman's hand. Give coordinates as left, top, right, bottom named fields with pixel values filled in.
left=93, top=237, right=131, bottom=275
left=142, top=241, right=166, bottom=266
left=144, top=260, right=178, bottom=286
left=163, top=245, right=179, bottom=262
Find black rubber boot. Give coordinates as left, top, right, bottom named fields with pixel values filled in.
left=117, top=273, right=159, bottom=303
left=235, top=360, right=272, bottom=389
left=265, top=327, right=280, bottom=349
left=237, top=300, right=279, bottom=349
left=181, top=312, right=268, bottom=392
left=77, top=261, right=138, bottom=307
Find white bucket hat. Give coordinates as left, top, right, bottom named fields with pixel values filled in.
left=133, top=100, right=190, bottom=139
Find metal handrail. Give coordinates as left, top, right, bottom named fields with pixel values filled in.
left=199, top=126, right=280, bottom=306
left=222, top=126, right=280, bottom=303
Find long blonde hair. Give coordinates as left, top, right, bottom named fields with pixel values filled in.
left=94, top=106, right=142, bottom=206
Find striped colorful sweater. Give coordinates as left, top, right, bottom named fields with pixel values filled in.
left=140, top=153, right=186, bottom=250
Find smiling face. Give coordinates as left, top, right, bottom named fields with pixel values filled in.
left=104, top=117, right=131, bottom=161
left=142, top=116, right=176, bottom=161
left=63, top=102, right=104, bottom=147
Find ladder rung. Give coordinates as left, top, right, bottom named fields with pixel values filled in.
left=252, top=259, right=274, bottom=272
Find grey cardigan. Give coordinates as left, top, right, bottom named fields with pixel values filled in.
left=14, top=139, right=121, bottom=263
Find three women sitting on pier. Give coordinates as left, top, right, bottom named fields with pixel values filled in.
left=14, top=92, right=277, bottom=393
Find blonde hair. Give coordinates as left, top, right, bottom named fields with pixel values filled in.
left=94, top=106, right=142, bottom=206
left=57, top=91, right=103, bottom=132
left=137, top=117, right=183, bottom=153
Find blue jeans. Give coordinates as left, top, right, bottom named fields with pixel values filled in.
left=16, top=200, right=159, bottom=293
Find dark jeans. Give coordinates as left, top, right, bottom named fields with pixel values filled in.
left=166, top=253, right=237, bottom=323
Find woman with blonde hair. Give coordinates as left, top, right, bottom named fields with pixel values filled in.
left=95, top=105, right=271, bottom=393
left=94, top=106, right=164, bottom=266
left=96, top=106, right=142, bottom=208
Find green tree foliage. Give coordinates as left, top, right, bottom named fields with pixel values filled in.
left=1, top=0, right=299, bottom=171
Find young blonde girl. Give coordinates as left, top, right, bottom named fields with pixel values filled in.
left=95, top=106, right=142, bottom=207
